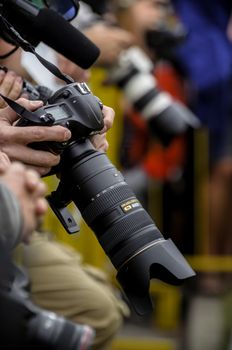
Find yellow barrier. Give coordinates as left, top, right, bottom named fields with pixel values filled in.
left=187, top=255, right=232, bottom=272
left=111, top=338, right=177, bottom=350
left=150, top=281, right=182, bottom=330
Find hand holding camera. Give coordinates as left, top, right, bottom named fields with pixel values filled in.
left=0, top=98, right=71, bottom=175
left=0, top=80, right=194, bottom=315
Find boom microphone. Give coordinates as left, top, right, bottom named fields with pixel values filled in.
left=0, top=4, right=100, bottom=69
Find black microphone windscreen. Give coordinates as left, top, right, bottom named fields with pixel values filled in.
left=30, top=9, right=100, bottom=69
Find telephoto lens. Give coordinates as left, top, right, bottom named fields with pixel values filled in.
left=0, top=261, right=94, bottom=350
left=48, top=138, right=195, bottom=315
left=109, top=46, right=200, bottom=145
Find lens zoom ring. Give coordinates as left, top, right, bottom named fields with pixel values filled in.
left=98, top=210, right=155, bottom=253
left=111, top=228, right=162, bottom=268
left=82, top=183, right=135, bottom=223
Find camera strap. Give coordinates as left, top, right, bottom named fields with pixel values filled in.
left=0, top=14, right=74, bottom=85
left=0, top=93, right=42, bottom=124
left=0, top=46, right=19, bottom=59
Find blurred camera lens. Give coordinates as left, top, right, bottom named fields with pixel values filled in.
left=0, top=288, right=94, bottom=350
left=28, top=310, right=94, bottom=350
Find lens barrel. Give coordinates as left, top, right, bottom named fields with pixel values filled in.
left=29, top=311, right=94, bottom=350
left=58, top=140, right=195, bottom=314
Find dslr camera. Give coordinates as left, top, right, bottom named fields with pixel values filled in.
left=15, top=81, right=195, bottom=315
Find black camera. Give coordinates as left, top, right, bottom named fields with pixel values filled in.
left=17, top=82, right=104, bottom=154
left=145, top=23, right=188, bottom=61
left=15, top=81, right=195, bottom=315
left=22, top=80, right=53, bottom=103
left=0, top=263, right=94, bottom=350
left=0, top=65, right=53, bottom=103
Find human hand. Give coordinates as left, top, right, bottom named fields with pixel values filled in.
left=84, top=22, right=134, bottom=66
left=0, top=152, right=48, bottom=243
left=90, top=105, right=115, bottom=151
left=0, top=68, right=23, bottom=108
left=0, top=98, right=71, bottom=175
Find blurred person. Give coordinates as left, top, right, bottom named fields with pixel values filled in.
left=162, top=1, right=232, bottom=349
left=171, top=0, right=232, bottom=284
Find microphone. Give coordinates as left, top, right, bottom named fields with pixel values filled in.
left=1, top=5, right=100, bottom=69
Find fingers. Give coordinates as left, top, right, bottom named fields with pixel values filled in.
left=100, top=105, right=115, bottom=133
left=0, top=151, right=11, bottom=173
left=24, top=165, right=52, bottom=177
left=0, top=99, right=44, bottom=124
left=0, top=124, right=71, bottom=146
left=0, top=70, right=24, bottom=108
left=0, top=106, right=71, bottom=174
left=24, top=169, right=48, bottom=215
left=0, top=69, right=6, bottom=85
left=0, top=71, right=22, bottom=97
left=0, top=161, right=49, bottom=244
left=90, top=133, right=109, bottom=152
left=34, top=197, right=48, bottom=216
left=3, top=143, right=61, bottom=168
left=24, top=169, right=47, bottom=193
left=90, top=104, right=114, bottom=151
left=8, top=76, right=23, bottom=101
left=14, top=124, right=71, bottom=144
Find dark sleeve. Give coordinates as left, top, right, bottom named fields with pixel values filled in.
left=0, top=183, right=23, bottom=250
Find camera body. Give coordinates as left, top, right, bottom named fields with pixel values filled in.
left=17, top=82, right=104, bottom=153
left=145, top=23, right=187, bottom=60
left=0, top=65, right=52, bottom=103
